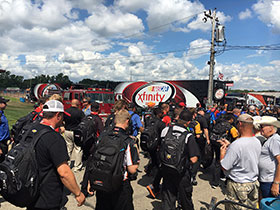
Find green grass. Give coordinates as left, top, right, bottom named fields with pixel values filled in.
left=3, top=96, right=34, bottom=128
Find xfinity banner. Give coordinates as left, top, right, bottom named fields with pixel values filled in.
left=132, top=82, right=176, bottom=107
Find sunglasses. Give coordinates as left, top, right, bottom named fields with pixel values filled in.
left=83, top=101, right=88, bottom=103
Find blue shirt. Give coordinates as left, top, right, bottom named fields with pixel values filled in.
left=82, top=106, right=91, bottom=116
left=128, top=111, right=143, bottom=136
left=0, top=111, right=10, bottom=141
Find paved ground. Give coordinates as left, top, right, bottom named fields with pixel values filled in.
left=0, top=154, right=226, bottom=210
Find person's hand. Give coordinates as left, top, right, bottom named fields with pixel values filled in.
left=217, top=138, right=230, bottom=147
left=60, top=126, right=65, bottom=134
left=87, top=182, right=94, bottom=196
left=75, top=192, right=85, bottom=206
left=0, top=148, right=2, bottom=155
left=220, top=144, right=227, bottom=157
left=271, top=183, right=280, bottom=197
left=207, top=140, right=210, bottom=145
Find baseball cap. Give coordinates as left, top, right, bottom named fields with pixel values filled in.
left=43, top=100, right=65, bottom=113
left=237, top=114, right=253, bottom=123
left=179, top=102, right=186, bottom=107
left=0, top=96, right=9, bottom=104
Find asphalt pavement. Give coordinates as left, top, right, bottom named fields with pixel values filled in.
left=0, top=153, right=225, bottom=210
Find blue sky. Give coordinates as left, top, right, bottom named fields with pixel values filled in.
left=0, top=0, right=279, bottom=90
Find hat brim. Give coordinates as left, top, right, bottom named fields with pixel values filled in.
left=0, top=99, right=9, bottom=103
left=259, top=117, right=280, bottom=128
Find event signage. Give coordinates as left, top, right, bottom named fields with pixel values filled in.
left=132, top=82, right=175, bottom=107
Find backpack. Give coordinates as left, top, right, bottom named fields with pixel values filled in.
left=11, top=110, right=42, bottom=143
left=159, top=126, right=190, bottom=174
left=73, top=114, right=98, bottom=149
left=0, top=125, right=51, bottom=207
left=210, top=120, right=232, bottom=143
left=140, top=117, right=160, bottom=152
left=87, top=130, right=127, bottom=192
left=104, top=114, right=115, bottom=131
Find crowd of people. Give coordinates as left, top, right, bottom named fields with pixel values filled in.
left=0, top=94, right=280, bottom=210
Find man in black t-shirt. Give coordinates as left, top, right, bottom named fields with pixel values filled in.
left=27, top=100, right=85, bottom=210
left=86, top=109, right=139, bottom=210
left=161, top=110, right=200, bottom=210
left=195, top=108, right=210, bottom=155
left=64, top=99, right=85, bottom=172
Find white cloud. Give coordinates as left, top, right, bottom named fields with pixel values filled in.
left=146, top=0, right=205, bottom=33
left=115, top=0, right=151, bottom=12
left=85, top=6, right=144, bottom=38
left=239, top=8, right=252, bottom=20
left=187, top=11, right=231, bottom=32
left=214, top=62, right=280, bottom=90
left=187, top=39, right=210, bottom=59
left=252, top=0, right=280, bottom=33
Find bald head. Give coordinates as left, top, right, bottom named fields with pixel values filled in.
left=71, top=99, right=80, bottom=107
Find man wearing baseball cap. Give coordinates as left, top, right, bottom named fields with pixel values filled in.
left=0, top=96, right=10, bottom=162
left=27, top=100, right=85, bottom=210
left=258, top=116, right=280, bottom=198
left=220, top=114, right=261, bottom=209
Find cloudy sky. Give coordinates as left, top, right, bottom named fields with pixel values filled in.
left=0, top=0, right=279, bottom=90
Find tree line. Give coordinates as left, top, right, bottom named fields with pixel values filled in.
left=0, top=71, right=120, bottom=90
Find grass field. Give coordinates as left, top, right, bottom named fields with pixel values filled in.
left=3, top=96, right=34, bottom=128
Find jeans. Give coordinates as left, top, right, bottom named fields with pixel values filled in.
left=260, top=182, right=280, bottom=198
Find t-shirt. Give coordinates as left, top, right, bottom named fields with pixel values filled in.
left=64, top=106, right=85, bottom=130
left=162, top=112, right=171, bottom=126
left=34, top=124, right=69, bottom=209
left=259, top=133, right=280, bottom=182
left=221, top=136, right=261, bottom=183
left=128, top=111, right=143, bottom=136
left=0, top=111, right=10, bottom=141
left=161, top=125, right=200, bottom=163
left=196, top=114, right=208, bottom=131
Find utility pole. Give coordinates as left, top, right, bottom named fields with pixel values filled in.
left=204, top=9, right=217, bottom=106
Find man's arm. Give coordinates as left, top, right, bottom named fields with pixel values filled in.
left=271, top=155, right=280, bottom=197
left=57, top=162, right=85, bottom=206
left=220, top=144, right=229, bottom=171
left=204, top=128, right=210, bottom=144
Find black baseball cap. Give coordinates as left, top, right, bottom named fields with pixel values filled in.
left=0, top=96, right=9, bottom=104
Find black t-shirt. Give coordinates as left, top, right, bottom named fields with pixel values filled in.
left=92, top=113, right=104, bottom=136
left=196, top=114, right=208, bottom=130
left=34, top=124, right=69, bottom=209
left=64, top=106, right=85, bottom=130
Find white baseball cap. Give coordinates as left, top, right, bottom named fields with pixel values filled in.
left=43, top=100, right=64, bottom=113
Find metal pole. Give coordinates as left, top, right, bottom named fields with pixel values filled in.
left=207, top=9, right=216, bottom=106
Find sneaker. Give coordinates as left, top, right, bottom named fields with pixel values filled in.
left=211, top=184, right=219, bottom=189
left=146, top=184, right=158, bottom=199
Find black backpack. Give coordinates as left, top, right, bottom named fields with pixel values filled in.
left=104, top=114, right=115, bottom=131
left=210, top=120, right=232, bottom=143
left=0, top=125, right=51, bottom=207
left=11, top=110, right=43, bottom=143
left=140, top=117, right=160, bottom=152
left=73, top=114, right=98, bottom=149
left=87, top=130, right=127, bottom=193
left=159, top=126, right=190, bottom=174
